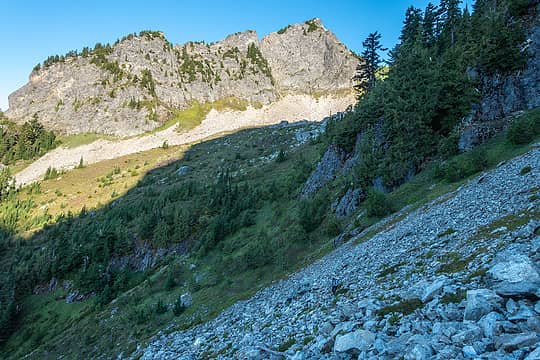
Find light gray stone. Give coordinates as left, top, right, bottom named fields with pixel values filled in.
left=334, top=329, right=375, bottom=354
left=180, top=293, right=193, bottom=308
left=479, top=312, right=504, bottom=338
left=464, top=289, right=503, bottom=321
left=494, top=333, right=539, bottom=352
left=422, top=277, right=449, bottom=303
left=488, top=255, right=540, bottom=298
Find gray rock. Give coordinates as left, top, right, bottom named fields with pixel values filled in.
left=479, top=312, right=504, bottom=338
left=463, top=345, right=478, bottom=358
left=405, top=343, right=433, bottom=360
left=175, top=166, right=192, bottom=176
left=525, top=346, right=540, bottom=360
left=334, top=188, right=365, bottom=218
left=7, top=19, right=357, bottom=136
left=488, top=255, right=540, bottom=298
left=451, top=326, right=483, bottom=345
left=527, top=317, right=540, bottom=333
left=334, top=329, right=375, bottom=354
left=506, top=298, right=519, bottom=314
left=494, top=333, right=539, bottom=352
left=314, top=336, right=333, bottom=354
left=422, top=277, right=449, bottom=303
left=301, top=145, right=345, bottom=197
left=464, top=289, right=503, bottom=321
left=180, top=293, right=193, bottom=308
left=508, top=301, right=536, bottom=321
left=437, top=345, right=459, bottom=359
left=373, top=338, right=386, bottom=355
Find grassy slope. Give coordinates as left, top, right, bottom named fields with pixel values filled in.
left=2, top=122, right=325, bottom=359
left=1, top=110, right=539, bottom=359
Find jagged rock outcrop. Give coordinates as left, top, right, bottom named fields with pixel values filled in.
left=301, top=145, right=346, bottom=197
left=6, top=19, right=358, bottom=136
left=260, top=18, right=356, bottom=94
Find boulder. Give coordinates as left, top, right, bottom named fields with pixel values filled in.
left=334, top=329, right=375, bottom=354
left=494, top=333, right=539, bottom=352
left=487, top=255, right=540, bottom=298
left=404, top=343, right=433, bottom=360
left=421, top=277, right=449, bottom=303
left=462, top=345, right=478, bottom=358
left=478, top=312, right=504, bottom=338
left=464, top=289, right=504, bottom=321
left=180, top=292, right=193, bottom=308
left=526, top=346, right=540, bottom=360
left=451, top=326, right=483, bottom=345
left=176, top=166, right=192, bottom=176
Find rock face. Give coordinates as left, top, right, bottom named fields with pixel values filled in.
left=301, top=145, right=346, bottom=197
left=459, top=5, right=540, bottom=151
left=333, top=188, right=365, bottom=218
left=6, top=19, right=357, bottom=136
left=260, top=19, right=355, bottom=94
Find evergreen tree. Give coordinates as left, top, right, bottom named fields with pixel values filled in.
left=400, top=6, right=423, bottom=44
left=439, top=0, right=462, bottom=47
left=0, top=168, right=14, bottom=201
left=422, top=3, right=439, bottom=46
left=353, top=31, right=387, bottom=95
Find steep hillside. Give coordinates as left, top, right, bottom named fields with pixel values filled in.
left=139, top=141, right=540, bottom=360
left=1, top=1, right=539, bottom=359
left=5, top=19, right=357, bottom=136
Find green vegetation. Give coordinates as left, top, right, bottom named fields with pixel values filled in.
left=246, top=43, right=273, bottom=79
left=353, top=31, right=387, bottom=94
left=278, top=337, right=296, bottom=352
left=0, top=114, right=58, bottom=165
left=440, top=288, right=466, bottom=304
left=377, top=298, right=423, bottom=317
left=305, top=19, right=319, bottom=33
left=365, top=190, right=394, bottom=217
left=0, top=1, right=538, bottom=357
left=507, top=108, right=540, bottom=145
left=0, top=122, right=332, bottom=358
left=327, top=0, right=529, bottom=190
left=277, top=25, right=291, bottom=34
left=58, top=132, right=116, bottom=148
left=162, top=97, right=250, bottom=133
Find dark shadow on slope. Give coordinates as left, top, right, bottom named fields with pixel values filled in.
left=0, top=119, right=332, bottom=357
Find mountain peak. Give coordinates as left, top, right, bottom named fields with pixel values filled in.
left=6, top=21, right=357, bottom=136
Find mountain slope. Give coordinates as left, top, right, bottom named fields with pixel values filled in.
left=5, top=19, right=357, bottom=136
left=13, top=93, right=354, bottom=186
left=138, top=144, right=540, bottom=359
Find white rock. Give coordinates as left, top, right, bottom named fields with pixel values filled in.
left=334, top=329, right=375, bottom=353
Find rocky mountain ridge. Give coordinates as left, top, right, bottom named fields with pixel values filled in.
left=5, top=19, right=358, bottom=136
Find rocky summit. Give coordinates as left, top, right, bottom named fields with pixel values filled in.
left=5, top=19, right=357, bottom=136
left=138, top=145, right=540, bottom=359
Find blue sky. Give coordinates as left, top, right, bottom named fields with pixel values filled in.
left=0, top=0, right=470, bottom=111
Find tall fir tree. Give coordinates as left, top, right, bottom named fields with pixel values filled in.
left=353, top=31, right=387, bottom=95
left=422, top=3, right=439, bottom=46
left=439, top=0, right=462, bottom=47
left=400, top=6, right=424, bottom=44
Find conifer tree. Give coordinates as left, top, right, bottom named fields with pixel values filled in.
left=353, top=31, right=387, bottom=95
left=439, top=0, right=462, bottom=47
left=423, top=3, right=439, bottom=46
left=400, top=6, right=424, bottom=44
